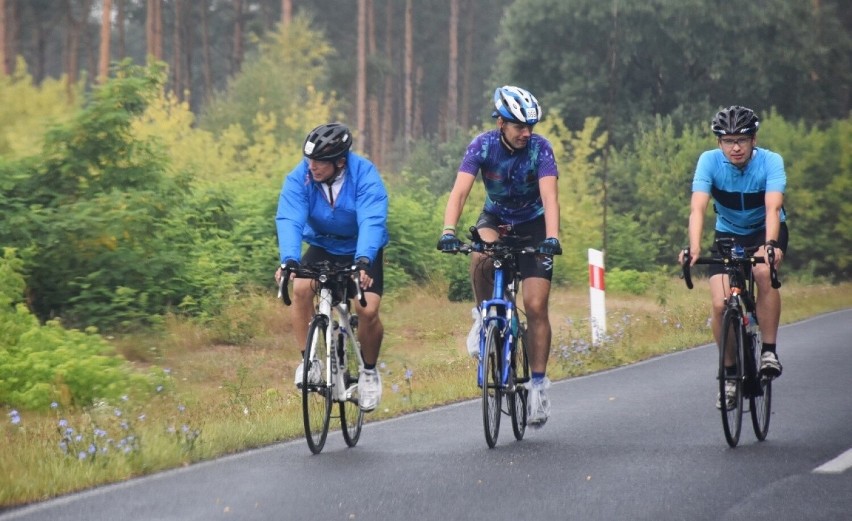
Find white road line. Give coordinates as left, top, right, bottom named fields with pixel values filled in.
left=813, top=448, right=852, bottom=474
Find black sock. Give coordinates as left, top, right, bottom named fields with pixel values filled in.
left=762, top=343, right=776, bottom=354
left=725, top=365, right=737, bottom=377
left=363, top=363, right=376, bottom=371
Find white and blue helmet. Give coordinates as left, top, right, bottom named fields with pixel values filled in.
left=492, top=85, right=541, bottom=125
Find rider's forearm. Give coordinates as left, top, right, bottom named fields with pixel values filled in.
left=688, top=210, right=704, bottom=253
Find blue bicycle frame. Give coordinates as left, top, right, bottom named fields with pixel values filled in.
left=477, top=261, right=520, bottom=389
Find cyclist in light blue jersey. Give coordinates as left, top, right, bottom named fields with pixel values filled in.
left=679, top=106, right=787, bottom=408
left=275, top=122, right=388, bottom=412
left=438, top=85, right=561, bottom=427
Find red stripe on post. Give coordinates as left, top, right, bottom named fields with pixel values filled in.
left=589, top=265, right=605, bottom=291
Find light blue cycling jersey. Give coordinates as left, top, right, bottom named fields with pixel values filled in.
left=692, top=147, right=787, bottom=235
left=458, top=129, right=558, bottom=225
left=276, top=152, right=389, bottom=264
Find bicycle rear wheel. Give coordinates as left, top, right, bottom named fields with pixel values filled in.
left=303, top=315, right=332, bottom=454
left=719, top=308, right=744, bottom=447
left=340, top=327, right=364, bottom=447
left=482, top=322, right=502, bottom=448
left=750, top=335, right=772, bottom=440
left=509, top=324, right=529, bottom=441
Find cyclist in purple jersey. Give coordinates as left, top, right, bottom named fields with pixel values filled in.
left=438, top=86, right=561, bottom=428
left=678, top=106, right=786, bottom=408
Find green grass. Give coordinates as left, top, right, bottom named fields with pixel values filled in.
left=2, top=277, right=850, bottom=507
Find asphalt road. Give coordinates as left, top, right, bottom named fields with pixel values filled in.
left=3, top=309, right=851, bottom=521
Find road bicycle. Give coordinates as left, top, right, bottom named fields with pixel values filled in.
left=681, top=237, right=781, bottom=447
left=447, top=227, right=534, bottom=448
left=278, top=261, right=367, bottom=454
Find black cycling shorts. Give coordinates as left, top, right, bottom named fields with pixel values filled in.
left=473, top=212, right=554, bottom=281
left=302, top=246, right=384, bottom=296
left=708, top=222, right=788, bottom=277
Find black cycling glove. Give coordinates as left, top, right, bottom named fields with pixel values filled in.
left=437, top=233, right=462, bottom=252
left=536, top=237, right=562, bottom=256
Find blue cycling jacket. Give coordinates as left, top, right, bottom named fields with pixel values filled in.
left=458, top=129, right=558, bottom=225
left=276, top=152, right=389, bottom=264
left=692, top=147, right=787, bottom=235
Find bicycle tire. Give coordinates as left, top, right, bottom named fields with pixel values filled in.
left=749, top=333, right=772, bottom=440
left=302, top=315, right=332, bottom=454
left=719, top=308, right=744, bottom=447
left=482, top=322, right=502, bottom=448
left=509, top=324, right=529, bottom=441
left=340, top=328, right=364, bottom=447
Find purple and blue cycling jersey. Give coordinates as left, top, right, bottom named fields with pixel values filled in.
left=459, top=129, right=558, bottom=225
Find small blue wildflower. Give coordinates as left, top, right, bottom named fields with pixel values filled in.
left=78, top=451, right=87, bottom=461
left=120, top=421, right=129, bottom=430
left=137, top=414, right=146, bottom=421
left=94, top=429, right=107, bottom=438
left=182, top=424, right=189, bottom=433
left=114, top=408, right=122, bottom=417
left=65, top=427, right=74, bottom=435
left=88, top=444, right=96, bottom=454
left=404, top=369, right=413, bottom=380
left=75, top=435, right=83, bottom=442
left=177, top=404, right=186, bottom=413
left=59, top=441, right=68, bottom=453
left=392, top=384, right=400, bottom=393
left=9, top=410, right=21, bottom=425
left=58, top=419, right=68, bottom=427
left=50, top=402, right=59, bottom=409
left=379, top=362, right=387, bottom=370
left=156, top=385, right=164, bottom=393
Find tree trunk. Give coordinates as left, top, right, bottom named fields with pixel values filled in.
left=0, top=0, right=7, bottom=76
left=201, top=0, right=213, bottom=103
left=403, top=0, right=413, bottom=155
left=65, top=0, right=91, bottom=100
left=446, top=0, right=459, bottom=140
left=356, top=0, right=367, bottom=148
left=172, top=0, right=183, bottom=100
left=366, top=0, right=380, bottom=165
left=98, top=0, right=112, bottom=84
left=117, top=0, right=125, bottom=58
left=146, top=0, right=162, bottom=61
left=380, top=0, right=393, bottom=170
left=231, top=0, right=244, bottom=76
left=281, top=0, right=292, bottom=26
left=461, top=0, right=474, bottom=129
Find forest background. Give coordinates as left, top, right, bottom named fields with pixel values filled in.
left=0, top=0, right=851, bottom=504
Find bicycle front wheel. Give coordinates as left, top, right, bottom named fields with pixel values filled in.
left=750, top=337, right=772, bottom=440
left=303, top=316, right=332, bottom=454
left=719, top=308, right=744, bottom=447
left=509, top=324, right=529, bottom=441
left=340, top=329, right=363, bottom=447
left=482, top=322, right=502, bottom=448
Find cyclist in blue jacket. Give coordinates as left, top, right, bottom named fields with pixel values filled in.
left=438, top=85, right=562, bottom=428
left=275, top=122, right=389, bottom=412
left=678, top=106, right=787, bottom=409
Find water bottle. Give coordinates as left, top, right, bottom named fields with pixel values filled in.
left=745, top=311, right=758, bottom=335
left=330, top=320, right=340, bottom=375
left=511, top=310, right=519, bottom=338
left=732, top=244, right=745, bottom=258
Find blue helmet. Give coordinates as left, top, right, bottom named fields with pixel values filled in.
left=492, top=85, right=541, bottom=125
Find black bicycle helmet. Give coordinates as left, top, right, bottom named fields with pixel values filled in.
left=303, top=122, right=353, bottom=161
left=711, top=106, right=760, bottom=136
